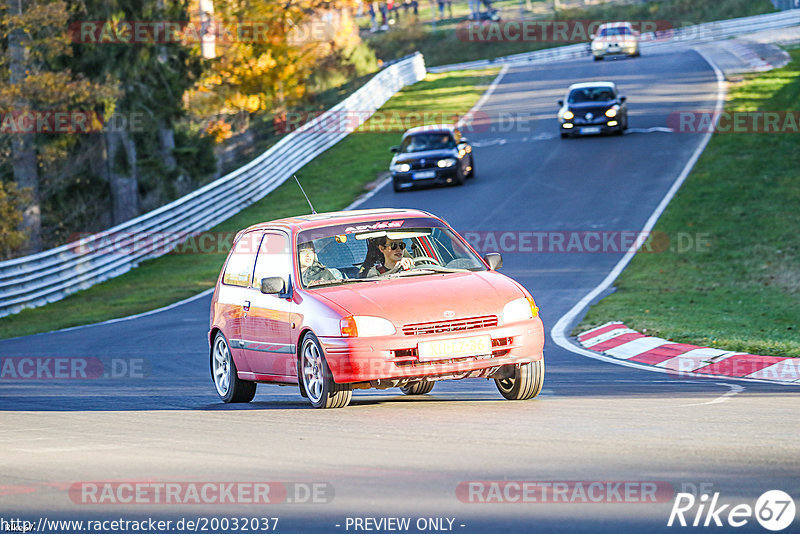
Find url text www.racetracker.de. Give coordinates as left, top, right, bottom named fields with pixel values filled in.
left=0, top=517, right=280, bottom=533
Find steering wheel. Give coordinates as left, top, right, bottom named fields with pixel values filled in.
left=413, top=256, right=440, bottom=267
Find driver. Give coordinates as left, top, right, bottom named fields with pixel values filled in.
left=367, top=237, right=414, bottom=276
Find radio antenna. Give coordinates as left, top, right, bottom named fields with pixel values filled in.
left=293, top=174, right=316, bottom=214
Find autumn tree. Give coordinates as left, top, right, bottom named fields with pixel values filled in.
left=185, top=0, right=367, bottom=138
left=1, top=0, right=115, bottom=252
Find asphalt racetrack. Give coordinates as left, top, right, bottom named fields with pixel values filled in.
left=1, top=48, right=799, bottom=533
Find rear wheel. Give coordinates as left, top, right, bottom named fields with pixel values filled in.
left=400, top=381, right=435, bottom=395
left=300, top=333, right=352, bottom=409
left=211, top=332, right=256, bottom=403
left=495, top=360, right=544, bottom=400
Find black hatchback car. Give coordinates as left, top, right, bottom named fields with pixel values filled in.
left=557, top=81, right=628, bottom=138
left=390, top=125, right=474, bottom=192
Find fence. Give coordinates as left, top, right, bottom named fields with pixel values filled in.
left=0, top=53, right=426, bottom=318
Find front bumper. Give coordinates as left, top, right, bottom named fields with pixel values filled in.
left=319, top=317, right=545, bottom=383
left=593, top=44, right=638, bottom=58
left=392, top=167, right=459, bottom=189
left=561, top=118, right=623, bottom=136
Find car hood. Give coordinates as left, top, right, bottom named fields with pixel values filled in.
left=312, top=271, right=526, bottom=326
left=568, top=101, right=617, bottom=110
left=392, top=149, right=456, bottom=164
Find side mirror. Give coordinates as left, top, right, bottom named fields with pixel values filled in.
left=590, top=34, right=595, bottom=40
left=484, top=253, right=503, bottom=271
left=557, top=100, right=564, bottom=107
left=620, top=96, right=627, bottom=103
left=390, top=146, right=400, bottom=153
left=260, top=276, right=285, bottom=294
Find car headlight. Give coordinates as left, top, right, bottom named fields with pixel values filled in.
left=592, top=41, right=604, bottom=50
left=605, top=106, right=619, bottom=118
left=502, top=297, right=539, bottom=324
left=391, top=163, right=411, bottom=173
left=340, top=316, right=396, bottom=337
left=437, top=158, right=457, bottom=168
left=563, top=110, right=574, bottom=120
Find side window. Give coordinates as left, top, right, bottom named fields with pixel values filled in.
left=252, top=232, right=291, bottom=288
left=223, top=232, right=262, bottom=287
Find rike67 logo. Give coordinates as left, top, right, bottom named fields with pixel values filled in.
left=668, top=490, right=796, bottom=530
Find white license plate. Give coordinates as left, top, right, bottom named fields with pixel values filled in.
left=413, top=170, right=436, bottom=180
left=417, top=335, right=492, bottom=362
left=581, top=126, right=601, bottom=134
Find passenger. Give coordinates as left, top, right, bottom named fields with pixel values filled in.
left=367, top=237, right=414, bottom=276
left=298, top=241, right=337, bottom=286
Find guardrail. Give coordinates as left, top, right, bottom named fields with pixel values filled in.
left=0, top=53, right=427, bottom=318
left=428, top=10, right=800, bottom=73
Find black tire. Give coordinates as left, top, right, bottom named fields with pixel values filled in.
left=594, top=55, right=603, bottom=61
left=560, top=132, right=569, bottom=139
left=300, top=332, right=352, bottom=409
left=466, top=156, right=475, bottom=178
left=495, top=359, right=544, bottom=400
left=211, top=332, right=256, bottom=403
left=400, top=381, right=435, bottom=395
left=393, top=178, right=403, bottom=193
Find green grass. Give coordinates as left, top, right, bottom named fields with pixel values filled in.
left=575, top=49, right=800, bottom=358
left=364, top=0, right=775, bottom=67
left=0, top=68, right=499, bottom=340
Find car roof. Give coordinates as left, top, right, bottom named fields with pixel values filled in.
left=596, top=22, right=634, bottom=30
left=567, top=81, right=616, bottom=91
left=237, top=208, right=440, bottom=236
left=402, top=124, right=455, bottom=137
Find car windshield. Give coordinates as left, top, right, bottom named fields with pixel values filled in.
left=399, top=133, right=456, bottom=153
left=599, top=27, right=632, bottom=37
left=295, top=218, right=486, bottom=288
left=568, top=87, right=615, bottom=103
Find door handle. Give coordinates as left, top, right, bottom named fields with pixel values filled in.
left=243, top=300, right=250, bottom=311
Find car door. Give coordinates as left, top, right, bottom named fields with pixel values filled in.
left=216, top=230, right=263, bottom=373
left=240, top=231, right=296, bottom=378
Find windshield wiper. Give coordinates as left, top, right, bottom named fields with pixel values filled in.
left=392, top=266, right=467, bottom=277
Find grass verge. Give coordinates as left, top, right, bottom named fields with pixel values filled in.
left=575, top=49, right=800, bottom=357
left=0, top=68, right=499, bottom=340
left=365, top=0, right=775, bottom=67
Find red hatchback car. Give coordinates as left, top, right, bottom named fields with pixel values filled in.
left=209, top=208, right=544, bottom=408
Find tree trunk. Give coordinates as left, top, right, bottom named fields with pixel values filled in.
left=158, top=120, right=178, bottom=169
left=7, top=17, right=42, bottom=252
left=105, top=129, right=140, bottom=225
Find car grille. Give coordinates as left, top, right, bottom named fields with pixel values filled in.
left=573, top=108, right=611, bottom=125
left=409, top=160, right=437, bottom=170
left=402, top=315, right=498, bottom=336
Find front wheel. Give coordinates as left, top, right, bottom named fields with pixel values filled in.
left=495, top=360, right=544, bottom=400
left=400, top=381, right=435, bottom=395
left=300, top=333, right=352, bottom=408
left=211, top=332, right=256, bottom=403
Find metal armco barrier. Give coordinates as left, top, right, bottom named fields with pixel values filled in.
left=0, top=53, right=427, bottom=318
left=428, top=10, right=800, bottom=73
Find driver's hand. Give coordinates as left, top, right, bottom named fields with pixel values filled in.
left=398, top=257, right=414, bottom=270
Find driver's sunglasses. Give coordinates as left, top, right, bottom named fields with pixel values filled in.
left=385, top=242, right=406, bottom=250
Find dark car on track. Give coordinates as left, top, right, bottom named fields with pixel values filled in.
left=558, top=81, right=628, bottom=138
left=389, top=125, right=474, bottom=192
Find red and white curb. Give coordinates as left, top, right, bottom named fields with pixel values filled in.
left=578, top=322, right=800, bottom=384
